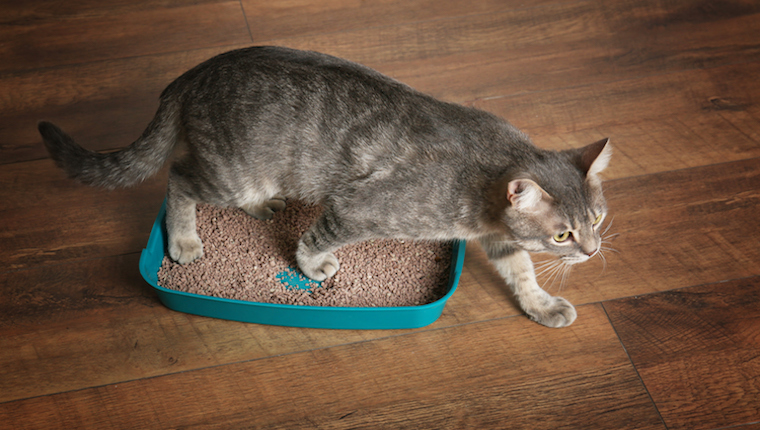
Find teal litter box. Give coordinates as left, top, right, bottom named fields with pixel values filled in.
left=139, top=201, right=466, bottom=329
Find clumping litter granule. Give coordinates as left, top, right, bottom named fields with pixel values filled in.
left=157, top=201, right=453, bottom=307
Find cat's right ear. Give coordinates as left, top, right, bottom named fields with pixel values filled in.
left=507, top=179, right=551, bottom=213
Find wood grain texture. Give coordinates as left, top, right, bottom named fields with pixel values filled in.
left=0, top=0, right=231, bottom=24
left=0, top=251, right=522, bottom=402
left=248, top=0, right=760, bottom=101
left=605, top=277, right=760, bottom=430
left=0, top=44, right=253, bottom=164
left=0, top=161, right=168, bottom=271
left=0, top=1, right=250, bottom=73
left=0, top=305, right=664, bottom=429
left=242, top=0, right=576, bottom=40
left=471, top=61, right=760, bottom=179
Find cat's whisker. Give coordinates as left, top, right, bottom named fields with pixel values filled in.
left=535, top=261, right=556, bottom=284
left=539, top=260, right=568, bottom=293
left=540, top=266, right=560, bottom=292
left=535, top=260, right=562, bottom=278
left=593, top=219, right=618, bottom=278
left=597, top=248, right=608, bottom=276
left=537, top=271, right=560, bottom=290
left=602, top=234, right=620, bottom=243
left=557, top=263, right=573, bottom=293
left=533, top=259, right=558, bottom=271
left=534, top=258, right=560, bottom=270
left=600, top=233, right=619, bottom=250
left=602, top=216, right=616, bottom=236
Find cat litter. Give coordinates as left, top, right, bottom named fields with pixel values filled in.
left=139, top=200, right=465, bottom=329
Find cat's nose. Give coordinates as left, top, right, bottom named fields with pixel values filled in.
left=584, top=247, right=598, bottom=257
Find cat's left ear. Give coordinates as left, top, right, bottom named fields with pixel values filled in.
left=573, top=138, right=612, bottom=177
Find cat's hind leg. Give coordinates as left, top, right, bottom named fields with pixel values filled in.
left=241, top=196, right=286, bottom=220
left=481, top=237, right=576, bottom=328
left=166, top=167, right=203, bottom=264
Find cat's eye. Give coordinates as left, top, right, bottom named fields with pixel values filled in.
left=553, top=231, right=571, bottom=243
left=593, top=213, right=603, bottom=225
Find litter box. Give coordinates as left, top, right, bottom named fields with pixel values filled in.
left=139, top=201, right=466, bottom=329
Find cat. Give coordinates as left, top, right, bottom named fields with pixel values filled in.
left=39, top=46, right=611, bottom=328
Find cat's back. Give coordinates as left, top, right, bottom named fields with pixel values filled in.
left=164, top=46, right=407, bottom=103
left=161, top=46, right=541, bottom=200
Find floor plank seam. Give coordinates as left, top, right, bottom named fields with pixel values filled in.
left=599, top=302, right=669, bottom=429
left=712, top=420, right=760, bottom=430
left=236, top=0, right=254, bottom=44
left=591, top=274, right=760, bottom=309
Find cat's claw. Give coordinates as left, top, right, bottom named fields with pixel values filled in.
left=297, top=251, right=340, bottom=282
left=528, top=296, right=577, bottom=328
left=242, top=197, right=287, bottom=220
left=169, top=235, right=204, bottom=264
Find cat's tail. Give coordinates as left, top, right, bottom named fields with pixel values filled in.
left=38, top=96, right=181, bottom=189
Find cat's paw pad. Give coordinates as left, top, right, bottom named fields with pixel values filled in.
left=242, top=197, right=287, bottom=220
left=528, top=296, right=577, bottom=328
left=168, top=235, right=204, bottom=264
left=297, top=251, right=340, bottom=282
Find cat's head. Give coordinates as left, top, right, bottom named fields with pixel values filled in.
left=504, top=138, right=612, bottom=265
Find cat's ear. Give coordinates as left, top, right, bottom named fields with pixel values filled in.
left=575, top=138, right=612, bottom=177
left=507, top=179, right=551, bottom=213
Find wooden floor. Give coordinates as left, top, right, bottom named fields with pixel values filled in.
left=2, top=0, right=760, bottom=428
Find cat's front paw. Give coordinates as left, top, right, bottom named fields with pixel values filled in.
left=296, top=250, right=340, bottom=282
left=527, top=296, right=577, bottom=328
left=168, top=234, right=204, bottom=264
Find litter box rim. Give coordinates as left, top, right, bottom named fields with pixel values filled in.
left=139, top=199, right=465, bottom=330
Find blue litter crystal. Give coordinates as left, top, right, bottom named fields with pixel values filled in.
left=276, top=266, right=322, bottom=291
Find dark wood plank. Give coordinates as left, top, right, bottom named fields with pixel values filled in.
left=0, top=0, right=232, bottom=25
left=0, top=305, right=665, bottom=429
left=471, top=61, right=760, bottom=179
left=0, top=1, right=250, bottom=73
left=0, top=250, right=523, bottom=402
left=0, top=254, right=375, bottom=402
left=0, top=161, right=168, bottom=271
left=242, top=0, right=576, bottom=40
left=604, top=277, right=760, bottom=430
left=732, top=425, right=760, bottom=430
left=0, top=45, right=242, bottom=164
left=250, top=0, right=760, bottom=102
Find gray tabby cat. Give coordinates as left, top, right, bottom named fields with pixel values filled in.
left=39, top=46, right=611, bottom=328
